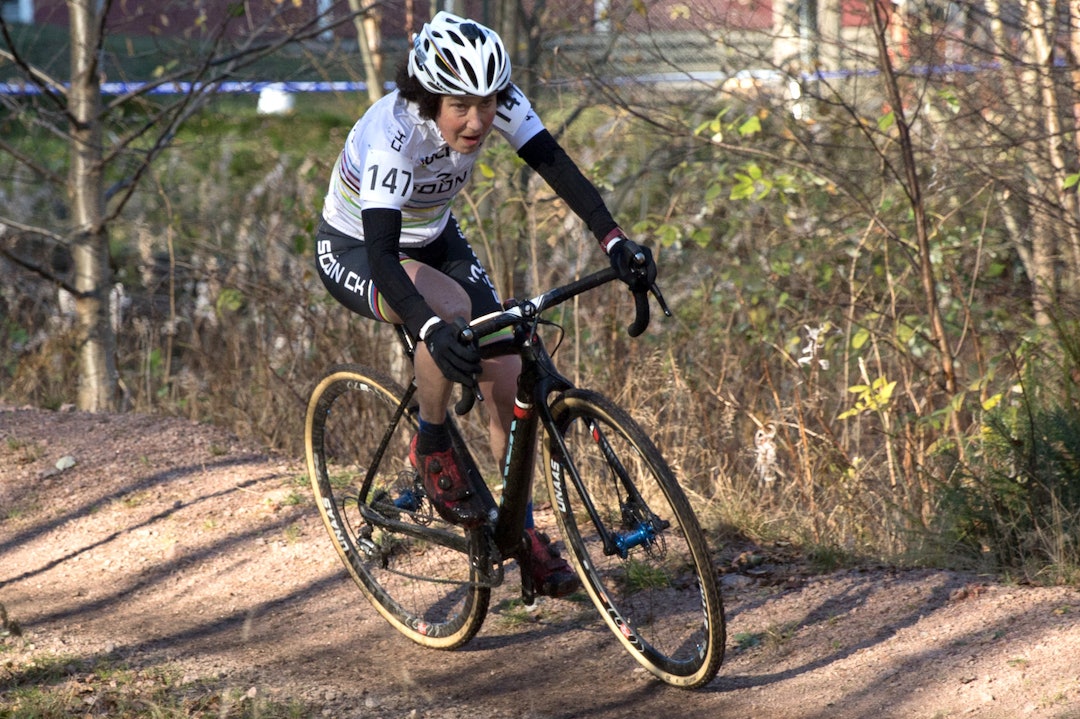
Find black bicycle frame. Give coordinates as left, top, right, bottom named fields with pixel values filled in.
left=369, top=266, right=663, bottom=566
left=489, top=323, right=635, bottom=563
left=488, top=326, right=573, bottom=558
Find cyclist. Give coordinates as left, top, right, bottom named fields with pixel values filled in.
left=315, top=11, right=657, bottom=598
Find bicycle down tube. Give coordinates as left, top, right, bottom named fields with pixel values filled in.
left=305, top=256, right=723, bottom=686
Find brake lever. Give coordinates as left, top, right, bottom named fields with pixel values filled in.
left=650, top=282, right=672, bottom=318
left=454, top=320, right=483, bottom=416
left=625, top=250, right=670, bottom=336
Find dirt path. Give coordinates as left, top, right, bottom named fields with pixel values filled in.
left=2, top=405, right=1079, bottom=718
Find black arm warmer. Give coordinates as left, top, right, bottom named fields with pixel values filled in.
left=517, top=129, right=618, bottom=243
left=362, top=207, right=436, bottom=339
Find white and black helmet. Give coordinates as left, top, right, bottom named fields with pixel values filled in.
left=407, top=12, right=511, bottom=96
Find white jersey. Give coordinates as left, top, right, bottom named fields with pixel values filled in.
left=322, top=83, right=545, bottom=246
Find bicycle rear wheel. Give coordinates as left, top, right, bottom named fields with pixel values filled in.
left=543, top=389, right=725, bottom=688
left=305, top=364, right=489, bottom=649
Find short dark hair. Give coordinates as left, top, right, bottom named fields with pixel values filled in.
left=395, top=58, right=442, bottom=120
left=394, top=56, right=513, bottom=122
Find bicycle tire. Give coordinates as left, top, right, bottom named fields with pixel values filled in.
left=543, top=389, right=725, bottom=688
left=305, top=364, right=489, bottom=649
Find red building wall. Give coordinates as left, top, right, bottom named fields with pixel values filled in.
left=31, top=0, right=428, bottom=41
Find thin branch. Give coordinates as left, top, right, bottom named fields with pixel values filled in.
left=0, top=220, right=81, bottom=295
left=0, top=136, right=65, bottom=185
left=0, top=15, right=70, bottom=113
left=101, top=0, right=375, bottom=221
left=0, top=216, right=69, bottom=245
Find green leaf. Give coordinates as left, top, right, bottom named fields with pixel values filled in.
left=896, top=322, right=915, bottom=346
left=937, top=88, right=960, bottom=114
left=690, top=228, right=712, bottom=247
left=655, top=224, right=679, bottom=246
left=878, top=111, right=895, bottom=132
left=876, top=379, right=897, bottom=404
left=1065, top=172, right=1080, bottom=190
left=730, top=175, right=755, bottom=200
left=852, top=327, right=870, bottom=349
left=216, top=288, right=245, bottom=316
left=738, top=115, right=761, bottom=137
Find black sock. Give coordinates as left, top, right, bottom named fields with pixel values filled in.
left=416, top=419, right=451, bottom=455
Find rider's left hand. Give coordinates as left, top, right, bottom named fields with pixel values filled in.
left=606, top=230, right=657, bottom=293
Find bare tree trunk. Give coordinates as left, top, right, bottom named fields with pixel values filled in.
left=772, top=0, right=800, bottom=69
left=498, top=0, right=527, bottom=299
left=1024, top=0, right=1080, bottom=304
left=1072, top=0, right=1080, bottom=163
left=348, top=0, right=383, bottom=103
left=867, top=0, right=954, bottom=389
left=817, top=0, right=843, bottom=71
left=987, top=0, right=1075, bottom=323
left=867, top=0, right=963, bottom=453
left=3, top=0, right=351, bottom=413
left=1028, top=212, right=1058, bottom=325
left=69, top=0, right=119, bottom=411
left=495, top=0, right=518, bottom=66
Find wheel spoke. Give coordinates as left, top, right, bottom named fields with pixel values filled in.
left=306, top=365, right=489, bottom=648
left=545, top=389, right=725, bottom=688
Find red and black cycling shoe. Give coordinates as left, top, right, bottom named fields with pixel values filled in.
left=409, top=435, right=486, bottom=528
left=524, top=528, right=581, bottom=598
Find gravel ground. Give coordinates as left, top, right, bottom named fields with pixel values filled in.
left=2, top=404, right=1079, bottom=718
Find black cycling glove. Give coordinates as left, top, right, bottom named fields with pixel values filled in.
left=606, top=230, right=658, bottom=294
left=423, top=319, right=481, bottom=386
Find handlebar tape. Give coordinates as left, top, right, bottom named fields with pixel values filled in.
left=628, top=290, right=651, bottom=337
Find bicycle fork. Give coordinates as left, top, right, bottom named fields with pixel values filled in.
left=545, top=412, right=668, bottom=560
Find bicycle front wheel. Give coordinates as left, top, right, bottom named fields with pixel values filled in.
left=305, top=364, right=489, bottom=649
left=543, top=389, right=725, bottom=688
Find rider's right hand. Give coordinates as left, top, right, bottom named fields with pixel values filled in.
left=424, top=319, right=481, bottom=386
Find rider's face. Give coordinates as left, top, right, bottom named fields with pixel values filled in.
left=436, top=94, right=498, bottom=154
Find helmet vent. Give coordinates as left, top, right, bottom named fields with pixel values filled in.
left=408, top=11, right=511, bottom=96
left=459, top=23, right=483, bottom=42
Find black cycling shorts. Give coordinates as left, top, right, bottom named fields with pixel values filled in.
left=315, top=215, right=505, bottom=337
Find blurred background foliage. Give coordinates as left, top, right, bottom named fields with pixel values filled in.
left=3, top=0, right=1080, bottom=583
